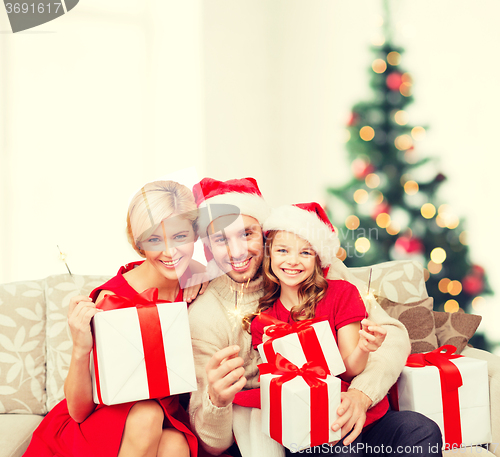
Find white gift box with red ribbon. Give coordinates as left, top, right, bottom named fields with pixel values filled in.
left=256, top=317, right=345, bottom=377
left=259, top=354, right=341, bottom=452
left=90, top=290, right=197, bottom=405
left=394, top=345, right=491, bottom=448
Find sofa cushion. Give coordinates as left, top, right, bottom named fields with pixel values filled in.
left=45, top=274, right=111, bottom=411
left=0, top=414, right=44, bottom=457
left=0, top=280, right=47, bottom=414
left=377, top=296, right=439, bottom=354
left=349, top=260, right=428, bottom=304
left=433, top=310, right=482, bottom=354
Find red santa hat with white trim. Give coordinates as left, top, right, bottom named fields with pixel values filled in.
left=193, top=177, right=271, bottom=238
left=263, top=202, right=340, bottom=268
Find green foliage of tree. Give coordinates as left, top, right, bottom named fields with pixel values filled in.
left=327, top=40, right=492, bottom=346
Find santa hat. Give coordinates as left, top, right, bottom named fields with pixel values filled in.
left=193, top=177, right=271, bottom=238
left=263, top=202, right=340, bottom=268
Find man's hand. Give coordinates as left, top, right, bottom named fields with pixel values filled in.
left=330, top=389, right=372, bottom=445
left=206, top=345, right=247, bottom=408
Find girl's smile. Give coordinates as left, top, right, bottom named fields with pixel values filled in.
left=270, top=230, right=316, bottom=289
left=281, top=268, right=304, bottom=275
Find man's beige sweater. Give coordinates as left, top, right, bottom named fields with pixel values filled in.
left=188, top=273, right=410, bottom=455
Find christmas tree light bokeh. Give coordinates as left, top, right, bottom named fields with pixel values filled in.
left=327, top=6, right=493, bottom=349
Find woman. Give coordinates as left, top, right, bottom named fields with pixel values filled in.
left=24, top=180, right=207, bottom=457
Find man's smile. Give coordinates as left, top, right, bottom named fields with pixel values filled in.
left=229, top=257, right=252, bottom=271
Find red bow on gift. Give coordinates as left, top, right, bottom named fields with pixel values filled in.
left=406, top=345, right=463, bottom=392
left=257, top=314, right=323, bottom=339
left=259, top=353, right=329, bottom=384
left=391, top=345, right=463, bottom=448
left=92, top=288, right=170, bottom=403
left=255, top=314, right=331, bottom=375
left=258, top=354, right=331, bottom=447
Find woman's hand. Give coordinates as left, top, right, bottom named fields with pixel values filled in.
left=358, top=318, right=387, bottom=353
left=67, top=295, right=101, bottom=357
left=183, top=272, right=210, bottom=304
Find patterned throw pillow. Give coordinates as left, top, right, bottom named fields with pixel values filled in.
left=377, top=296, right=439, bottom=354
left=349, top=260, right=428, bottom=304
left=45, top=274, right=111, bottom=411
left=0, top=280, right=47, bottom=414
left=433, top=310, right=482, bottom=354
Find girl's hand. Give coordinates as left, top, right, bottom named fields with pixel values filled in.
left=67, top=295, right=101, bottom=357
left=183, top=273, right=210, bottom=304
left=262, top=325, right=272, bottom=343
left=358, top=319, right=387, bottom=353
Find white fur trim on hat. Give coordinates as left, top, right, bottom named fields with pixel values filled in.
left=197, top=192, right=271, bottom=238
left=263, top=205, right=340, bottom=268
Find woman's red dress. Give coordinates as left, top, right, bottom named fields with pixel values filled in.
left=23, top=261, right=198, bottom=457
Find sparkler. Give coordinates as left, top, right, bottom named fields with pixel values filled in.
left=228, top=278, right=251, bottom=327
left=364, top=267, right=377, bottom=316
left=57, top=245, right=72, bottom=276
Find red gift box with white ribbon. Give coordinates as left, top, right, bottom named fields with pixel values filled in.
left=90, top=288, right=197, bottom=405
left=391, top=345, right=491, bottom=448
left=259, top=354, right=341, bottom=452
left=256, top=314, right=345, bottom=377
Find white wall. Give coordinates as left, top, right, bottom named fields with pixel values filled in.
left=201, top=0, right=500, bottom=346
left=1, top=0, right=499, bottom=345
left=0, top=0, right=204, bottom=281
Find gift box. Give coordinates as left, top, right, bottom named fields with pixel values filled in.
left=260, top=354, right=341, bottom=452
left=395, top=345, right=491, bottom=448
left=91, top=289, right=197, bottom=405
left=257, top=317, right=345, bottom=377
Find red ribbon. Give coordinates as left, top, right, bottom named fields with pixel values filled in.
left=257, top=314, right=331, bottom=375
left=92, top=288, right=170, bottom=403
left=259, top=354, right=330, bottom=447
left=392, top=345, right=463, bottom=448
left=96, top=287, right=160, bottom=311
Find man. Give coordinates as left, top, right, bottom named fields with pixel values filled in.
left=188, top=177, right=441, bottom=456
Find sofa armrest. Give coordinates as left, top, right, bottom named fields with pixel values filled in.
left=461, top=347, right=500, bottom=457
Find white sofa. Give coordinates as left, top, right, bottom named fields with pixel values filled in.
left=0, top=273, right=110, bottom=457
left=0, top=262, right=498, bottom=457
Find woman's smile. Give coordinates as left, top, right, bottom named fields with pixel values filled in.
left=159, top=257, right=183, bottom=268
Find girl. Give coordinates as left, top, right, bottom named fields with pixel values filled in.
left=248, top=202, right=390, bottom=454
left=24, top=180, right=207, bottom=457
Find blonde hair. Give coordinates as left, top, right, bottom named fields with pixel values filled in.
left=242, top=230, right=328, bottom=331
left=126, top=180, right=198, bottom=257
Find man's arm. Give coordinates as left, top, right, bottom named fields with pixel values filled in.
left=329, top=305, right=409, bottom=445
left=188, top=300, right=246, bottom=455
left=189, top=337, right=236, bottom=455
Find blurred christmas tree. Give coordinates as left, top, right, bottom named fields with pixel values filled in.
left=327, top=7, right=492, bottom=348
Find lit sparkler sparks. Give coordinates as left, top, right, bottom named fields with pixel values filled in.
left=364, top=267, right=377, bottom=315
left=57, top=245, right=73, bottom=276
left=227, top=278, right=251, bottom=327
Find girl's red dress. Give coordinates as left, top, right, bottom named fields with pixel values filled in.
left=23, top=261, right=199, bottom=457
